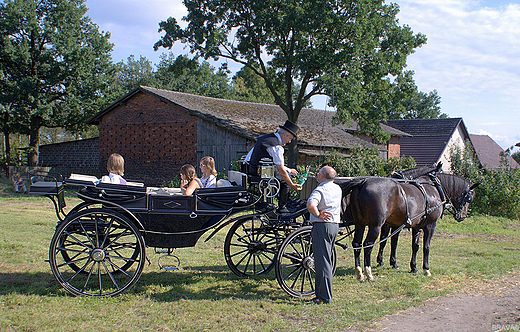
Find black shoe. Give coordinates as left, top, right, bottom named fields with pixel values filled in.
left=306, top=297, right=324, bottom=305
left=277, top=206, right=290, bottom=214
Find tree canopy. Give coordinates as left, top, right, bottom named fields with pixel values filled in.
left=155, top=0, right=427, bottom=165
left=0, top=0, right=115, bottom=165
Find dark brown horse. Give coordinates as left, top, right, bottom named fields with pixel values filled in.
left=337, top=173, right=478, bottom=281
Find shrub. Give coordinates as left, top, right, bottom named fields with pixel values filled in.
left=309, top=146, right=416, bottom=177
left=450, top=143, right=520, bottom=220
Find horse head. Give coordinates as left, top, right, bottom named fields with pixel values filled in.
left=453, top=182, right=479, bottom=221
left=437, top=173, right=479, bottom=222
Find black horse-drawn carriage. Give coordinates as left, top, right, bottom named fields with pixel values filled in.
left=31, top=162, right=477, bottom=299
left=30, top=165, right=320, bottom=297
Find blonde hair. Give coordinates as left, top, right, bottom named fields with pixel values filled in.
left=200, top=156, right=217, bottom=176
left=107, top=153, right=125, bottom=176
left=180, top=164, right=197, bottom=181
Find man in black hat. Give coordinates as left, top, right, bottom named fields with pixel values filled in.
left=244, top=120, right=302, bottom=211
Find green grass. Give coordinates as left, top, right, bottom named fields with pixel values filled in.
left=0, top=190, right=519, bottom=331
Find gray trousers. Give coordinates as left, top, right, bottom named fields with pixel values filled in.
left=311, top=222, right=339, bottom=303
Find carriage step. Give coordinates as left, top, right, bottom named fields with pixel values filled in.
left=158, top=253, right=180, bottom=272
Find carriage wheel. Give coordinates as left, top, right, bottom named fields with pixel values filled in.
left=275, top=226, right=337, bottom=298
left=49, top=208, right=146, bottom=297
left=224, top=215, right=286, bottom=277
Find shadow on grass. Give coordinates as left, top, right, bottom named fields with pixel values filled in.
left=0, top=264, right=289, bottom=302
left=0, top=263, right=359, bottom=301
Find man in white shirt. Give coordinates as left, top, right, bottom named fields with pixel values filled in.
left=306, top=166, right=342, bottom=304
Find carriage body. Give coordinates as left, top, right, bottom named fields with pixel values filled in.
left=31, top=170, right=310, bottom=297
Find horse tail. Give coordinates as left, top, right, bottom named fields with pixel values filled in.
left=335, top=177, right=367, bottom=223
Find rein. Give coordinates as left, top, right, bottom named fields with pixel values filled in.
left=345, top=221, right=408, bottom=250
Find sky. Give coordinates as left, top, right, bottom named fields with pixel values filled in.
left=85, top=0, right=520, bottom=151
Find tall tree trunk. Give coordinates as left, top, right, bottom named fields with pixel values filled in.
left=286, top=140, right=298, bottom=168
left=28, top=115, right=41, bottom=166
left=2, top=110, right=10, bottom=164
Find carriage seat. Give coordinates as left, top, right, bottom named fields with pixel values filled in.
left=147, top=187, right=182, bottom=195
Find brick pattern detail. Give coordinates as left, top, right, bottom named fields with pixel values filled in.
left=387, top=136, right=401, bottom=159
left=39, top=138, right=99, bottom=175
left=99, top=92, right=198, bottom=185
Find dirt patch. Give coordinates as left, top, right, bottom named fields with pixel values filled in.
left=361, top=272, right=520, bottom=332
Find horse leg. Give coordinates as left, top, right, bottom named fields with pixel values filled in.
left=376, top=224, right=390, bottom=267
left=410, top=228, right=420, bottom=274
left=352, top=225, right=366, bottom=281
left=363, top=226, right=381, bottom=281
left=389, top=227, right=401, bottom=270
left=422, top=223, right=437, bottom=276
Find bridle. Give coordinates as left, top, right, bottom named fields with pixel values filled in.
left=438, top=179, right=477, bottom=222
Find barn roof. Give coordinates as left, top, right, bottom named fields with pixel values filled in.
left=469, top=134, right=520, bottom=170
left=89, top=86, right=409, bottom=151
left=385, top=118, right=469, bottom=166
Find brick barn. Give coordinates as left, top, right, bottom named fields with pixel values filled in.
left=83, top=86, right=406, bottom=185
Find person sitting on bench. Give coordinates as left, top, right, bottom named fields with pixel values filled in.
left=180, top=164, right=203, bottom=196
left=101, top=153, right=127, bottom=185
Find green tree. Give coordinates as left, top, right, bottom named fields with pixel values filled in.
left=154, top=53, right=234, bottom=99
left=0, top=0, right=115, bottom=166
left=114, top=55, right=157, bottom=95
left=154, top=0, right=426, bottom=166
left=231, top=66, right=275, bottom=104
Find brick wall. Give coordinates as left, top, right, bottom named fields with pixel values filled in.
left=387, top=136, right=401, bottom=159
left=98, top=92, right=198, bottom=185
left=39, top=138, right=100, bottom=176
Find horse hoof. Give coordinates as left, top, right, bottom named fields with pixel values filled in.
left=392, top=265, right=399, bottom=270
left=365, top=266, right=374, bottom=282
left=377, top=262, right=384, bottom=267
left=409, top=269, right=418, bottom=274
left=424, top=269, right=432, bottom=277
left=355, top=267, right=365, bottom=282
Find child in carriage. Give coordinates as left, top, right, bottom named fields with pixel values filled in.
left=180, top=164, right=203, bottom=195
left=101, top=153, right=127, bottom=185
left=199, top=156, right=217, bottom=188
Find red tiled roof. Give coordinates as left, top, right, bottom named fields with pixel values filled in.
left=469, top=134, right=520, bottom=170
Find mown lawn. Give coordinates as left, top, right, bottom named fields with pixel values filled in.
left=0, top=194, right=519, bottom=331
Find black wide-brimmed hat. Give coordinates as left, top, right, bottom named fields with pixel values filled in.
left=279, top=120, right=299, bottom=137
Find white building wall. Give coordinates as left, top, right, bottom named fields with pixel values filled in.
left=438, top=126, right=467, bottom=173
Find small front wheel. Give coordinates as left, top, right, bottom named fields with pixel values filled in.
left=49, top=208, right=146, bottom=297
left=224, top=215, right=285, bottom=277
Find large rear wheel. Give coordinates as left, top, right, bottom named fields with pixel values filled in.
left=49, top=208, right=145, bottom=297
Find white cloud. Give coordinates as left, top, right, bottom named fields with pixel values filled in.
left=394, top=0, right=520, bottom=148
left=85, top=0, right=187, bottom=64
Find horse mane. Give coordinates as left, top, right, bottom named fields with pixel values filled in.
left=392, top=163, right=441, bottom=180
left=435, top=173, right=470, bottom=199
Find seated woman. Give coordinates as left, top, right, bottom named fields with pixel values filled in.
left=180, top=164, right=202, bottom=196
left=199, top=156, right=217, bottom=188
left=101, top=153, right=127, bottom=185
